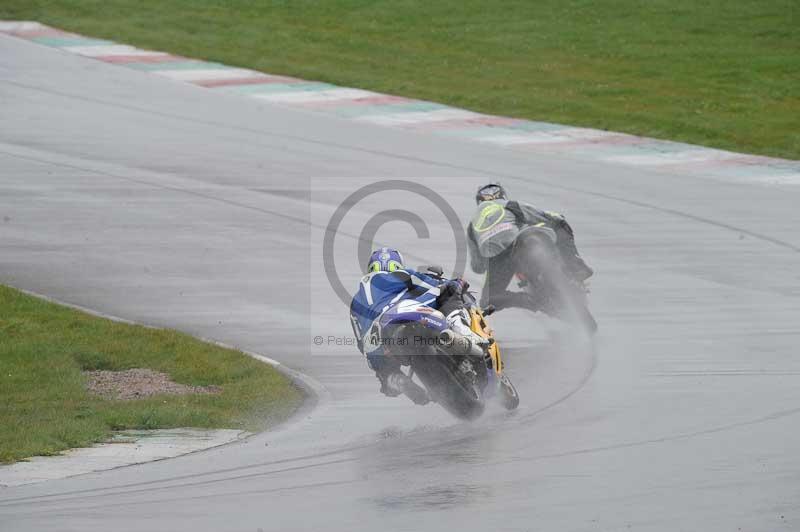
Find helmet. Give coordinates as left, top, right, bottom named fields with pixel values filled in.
left=366, top=247, right=405, bottom=273
left=475, top=182, right=507, bottom=204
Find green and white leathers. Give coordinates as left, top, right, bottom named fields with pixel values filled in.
left=470, top=200, right=521, bottom=258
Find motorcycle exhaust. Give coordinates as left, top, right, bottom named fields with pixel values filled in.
left=438, top=329, right=455, bottom=346
left=438, top=329, right=484, bottom=357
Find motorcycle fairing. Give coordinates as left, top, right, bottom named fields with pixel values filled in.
left=378, top=299, right=448, bottom=333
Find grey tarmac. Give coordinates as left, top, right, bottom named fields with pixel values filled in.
left=0, top=33, right=799, bottom=531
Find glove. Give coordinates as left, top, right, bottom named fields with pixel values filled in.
left=436, top=279, right=464, bottom=307
left=440, top=278, right=468, bottom=298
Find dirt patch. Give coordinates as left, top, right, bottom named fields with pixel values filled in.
left=84, top=369, right=221, bottom=400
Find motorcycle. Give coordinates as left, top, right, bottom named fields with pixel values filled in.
left=375, top=267, right=519, bottom=420
left=512, top=225, right=597, bottom=334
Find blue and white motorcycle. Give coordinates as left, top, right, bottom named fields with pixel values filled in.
left=372, top=283, right=519, bottom=420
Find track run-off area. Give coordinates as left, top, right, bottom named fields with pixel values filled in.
left=1, top=27, right=799, bottom=531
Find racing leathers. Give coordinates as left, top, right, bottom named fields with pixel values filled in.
left=467, top=199, right=592, bottom=312
left=349, top=268, right=466, bottom=403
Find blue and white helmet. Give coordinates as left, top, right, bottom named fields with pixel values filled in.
left=366, top=247, right=405, bottom=273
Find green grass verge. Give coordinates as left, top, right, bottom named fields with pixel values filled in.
left=1, top=0, right=798, bottom=159
left=0, top=285, right=302, bottom=464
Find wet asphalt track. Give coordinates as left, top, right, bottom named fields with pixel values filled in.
left=1, top=34, right=800, bottom=531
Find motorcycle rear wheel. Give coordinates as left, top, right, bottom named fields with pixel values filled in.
left=516, top=233, right=597, bottom=334
left=411, top=355, right=485, bottom=420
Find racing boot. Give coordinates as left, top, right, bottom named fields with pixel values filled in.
left=498, top=373, right=520, bottom=410
left=551, top=221, right=593, bottom=282
left=564, top=254, right=593, bottom=282
left=484, top=291, right=544, bottom=313
left=386, top=372, right=430, bottom=405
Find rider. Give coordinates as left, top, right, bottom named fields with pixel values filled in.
left=467, top=182, right=593, bottom=313
left=349, top=247, right=469, bottom=404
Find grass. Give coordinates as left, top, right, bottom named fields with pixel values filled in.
left=1, top=0, right=798, bottom=159
left=0, top=285, right=302, bottom=464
